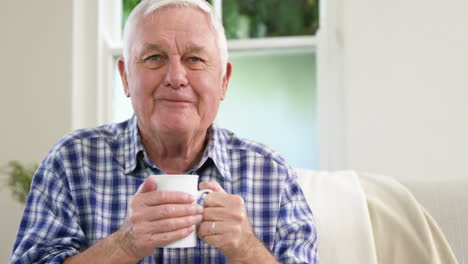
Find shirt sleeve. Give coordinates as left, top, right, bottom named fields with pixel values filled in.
left=10, top=165, right=86, bottom=264
left=273, top=168, right=319, bottom=264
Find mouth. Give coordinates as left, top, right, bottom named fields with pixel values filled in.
left=158, top=98, right=193, bottom=107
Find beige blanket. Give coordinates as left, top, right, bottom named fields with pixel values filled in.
left=295, top=169, right=459, bottom=264
left=360, top=173, right=458, bottom=264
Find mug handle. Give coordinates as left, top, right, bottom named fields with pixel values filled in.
left=195, top=189, right=213, bottom=205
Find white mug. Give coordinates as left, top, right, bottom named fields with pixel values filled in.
left=149, top=174, right=212, bottom=248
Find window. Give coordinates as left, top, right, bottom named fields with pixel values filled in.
left=122, top=0, right=319, bottom=39
left=108, top=0, right=319, bottom=169
left=217, top=49, right=317, bottom=169
left=215, top=0, right=318, bottom=39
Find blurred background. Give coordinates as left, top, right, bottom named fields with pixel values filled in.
left=1, top=0, right=467, bottom=262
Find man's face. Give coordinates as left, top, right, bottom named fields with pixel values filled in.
left=119, top=7, right=231, bottom=138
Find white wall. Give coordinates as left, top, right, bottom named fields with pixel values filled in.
left=341, top=0, right=468, bottom=180
left=0, top=1, right=72, bottom=262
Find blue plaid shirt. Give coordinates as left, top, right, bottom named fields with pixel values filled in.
left=11, top=115, right=318, bottom=263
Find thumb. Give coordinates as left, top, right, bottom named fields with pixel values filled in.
left=136, top=177, right=157, bottom=194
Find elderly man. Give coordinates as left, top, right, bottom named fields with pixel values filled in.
left=11, top=0, right=317, bottom=263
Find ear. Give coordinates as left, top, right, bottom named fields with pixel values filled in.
left=220, top=62, right=232, bottom=101
left=118, top=57, right=131, bottom=97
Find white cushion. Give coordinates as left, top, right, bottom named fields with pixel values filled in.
left=295, top=169, right=378, bottom=264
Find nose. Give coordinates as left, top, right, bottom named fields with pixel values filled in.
left=164, top=58, right=188, bottom=89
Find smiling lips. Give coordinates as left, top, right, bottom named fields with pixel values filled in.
left=158, top=98, right=194, bottom=106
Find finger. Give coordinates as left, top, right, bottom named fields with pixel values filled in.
left=202, top=207, right=231, bottom=221
left=144, top=204, right=203, bottom=221
left=199, top=181, right=226, bottom=193
left=146, top=214, right=203, bottom=233
left=204, top=192, right=246, bottom=209
left=136, top=177, right=157, bottom=194
left=140, top=190, right=195, bottom=206
left=197, top=221, right=229, bottom=237
left=201, top=233, right=224, bottom=248
left=203, top=192, right=227, bottom=207
left=198, top=222, right=233, bottom=249
left=150, top=225, right=195, bottom=247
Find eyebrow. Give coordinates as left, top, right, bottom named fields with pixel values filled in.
left=185, top=45, right=206, bottom=54
left=141, top=43, right=164, bottom=53
left=141, top=43, right=207, bottom=55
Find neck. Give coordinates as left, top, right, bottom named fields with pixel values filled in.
left=140, top=128, right=208, bottom=174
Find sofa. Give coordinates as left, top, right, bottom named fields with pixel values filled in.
left=295, top=169, right=467, bottom=264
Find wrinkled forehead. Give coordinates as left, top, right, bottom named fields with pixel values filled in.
left=146, top=7, right=212, bottom=32
left=137, top=6, right=212, bottom=35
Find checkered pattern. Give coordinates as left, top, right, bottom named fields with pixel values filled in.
left=10, top=115, right=318, bottom=264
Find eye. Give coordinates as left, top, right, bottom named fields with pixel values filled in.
left=145, top=54, right=162, bottom=62
left=141, top=54, right=166, bottom=69
left=188, top=57, right=203, bottom=63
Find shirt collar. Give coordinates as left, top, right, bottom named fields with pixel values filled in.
left=193, top=124, right=232, bottom=180
left=123, top=117, right=231, bottom=179
left=123, top=114, right=144, bottom=174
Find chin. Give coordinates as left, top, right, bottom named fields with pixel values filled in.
left=157, top=118, right=197, bottom=135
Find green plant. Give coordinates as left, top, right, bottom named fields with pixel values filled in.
left=1, top=161, right=37, bottom=204
left=122, top=0, right=142, bottom=28
left=122, top=0, right=319, bottom=39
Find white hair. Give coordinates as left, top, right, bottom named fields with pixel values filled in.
left=122, top=0, right=228, bottom=77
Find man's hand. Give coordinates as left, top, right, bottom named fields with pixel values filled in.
left=115, top=177, right=204, bottom=260
left=198, top=182, right=278, bottom=263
